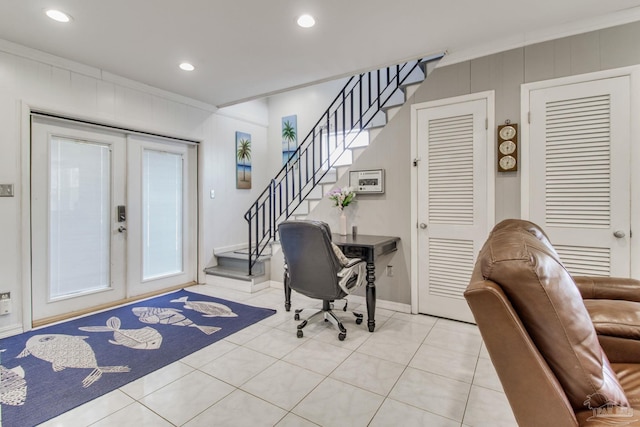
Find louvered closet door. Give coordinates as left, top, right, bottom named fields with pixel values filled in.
left=417, top=98, right=489, bottom=323
left=528, top=76, right=630, bottom=277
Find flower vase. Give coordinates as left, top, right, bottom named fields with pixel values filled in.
left=339, top=211, right=347, bottom=235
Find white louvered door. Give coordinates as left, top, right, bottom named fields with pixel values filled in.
left=416, top=97, right=490, bottom=323
left=527, top=76, right=631, bottom=277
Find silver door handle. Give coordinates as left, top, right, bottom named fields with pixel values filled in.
left=419, top=223, right=427, bottom=229
left=613, top=230, right=626, bottom=238
left=118, top=226, right=127, bottom=233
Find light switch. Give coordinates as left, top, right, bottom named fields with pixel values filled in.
left=0, top=184, right=14, bottom=197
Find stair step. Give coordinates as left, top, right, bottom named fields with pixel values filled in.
left=401, top=82, right=421, bottom=99
left=350, top=146, right=367, bottom=162
left=306, top=185, right=324, bottom=200
left=382, top=104, right=402, bottom=121
left=293, top=201, right=309, bottom=215
left=319, top=168, right=337, bottom=184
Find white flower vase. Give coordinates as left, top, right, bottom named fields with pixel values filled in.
left=339, top=210, right=347, bottom=235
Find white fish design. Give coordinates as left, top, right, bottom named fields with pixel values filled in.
left=0, top=364, right=27, bottom=406
left=16, top=334, right=130, bottom=388
left=170, top=296, right=238, bottom=318
left=79, top=316, right=163, bottom=350
left=132, top=307, right=221, bottom=335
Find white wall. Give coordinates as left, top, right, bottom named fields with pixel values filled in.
left=0, top=42, right=269, bottom=335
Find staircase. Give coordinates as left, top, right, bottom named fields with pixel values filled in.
left=205, top=54, right=443, bottom=289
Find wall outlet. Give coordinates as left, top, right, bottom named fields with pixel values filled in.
left=0, top=184, right=14, bottom=197
left=0, top=292, right=10, bottom=315
left=386, top=265, right=394, bottom=277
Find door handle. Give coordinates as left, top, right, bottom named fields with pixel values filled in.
left=613, top=230, right=626, bottom=238
left=118, top=226, right=127, bottom=233
left=419, top=223, right=427, bottom=229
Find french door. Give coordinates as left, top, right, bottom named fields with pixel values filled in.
left=31, top=116, right=197, bottom=322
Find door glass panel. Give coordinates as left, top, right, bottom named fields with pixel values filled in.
left=143, top=149, right=183, bottom=279
left=49, top=137, right=111, bottom=299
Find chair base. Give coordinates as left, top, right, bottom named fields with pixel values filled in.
left=294, top=300, right=363, bottom=341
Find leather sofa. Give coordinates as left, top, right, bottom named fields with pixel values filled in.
left=464, top=219, right=640, bottom=426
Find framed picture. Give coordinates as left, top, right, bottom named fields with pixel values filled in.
left=282, top=115, right=297, bottom=165
left=236, top=131, right=251, bottom=189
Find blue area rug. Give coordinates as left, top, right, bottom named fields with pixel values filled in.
left=0, top=289, right=276, bottom=426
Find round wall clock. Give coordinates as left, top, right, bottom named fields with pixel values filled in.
left=499, top=155, right=516, bottom=171
left=499, top=125, right=516, bottom=140
left=499, top=140, right=516, bottom=155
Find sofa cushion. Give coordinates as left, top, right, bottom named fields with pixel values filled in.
left=478, top=219, right=629, bottom=411
left=586, top=299, right=640, bottom=340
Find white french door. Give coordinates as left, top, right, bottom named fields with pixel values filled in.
left=413, top=93, right=494, bottom=323
left=31, top=116, right=197, bottom=322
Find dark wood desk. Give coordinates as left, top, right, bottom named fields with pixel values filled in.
left=331, top=234, right=400, bottom=332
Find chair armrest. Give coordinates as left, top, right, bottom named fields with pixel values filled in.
left=337, top=259, right=365, bottom=293
left=343, top=258, right=363, bottom=268
left=573, top=276, right=640, bottom=303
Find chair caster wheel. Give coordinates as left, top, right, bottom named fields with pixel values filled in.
left=338, top=332, right=346, bottom=341
left=297, top=329, right=304, bottom=338
left=294, top=313, right=300, bottom=321
left=356, top=318, right=363, bottom=325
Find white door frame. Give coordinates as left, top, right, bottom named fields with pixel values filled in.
left=520, top=66, right=640, bottom=280
left=19, top=102, right=201, bottom=331
left=410, top=91, right=496, bottom=314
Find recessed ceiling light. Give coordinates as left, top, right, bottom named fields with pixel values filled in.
left=179, top=62, right=195, bottom=71
left=297, top=14, right=316, bottom=28
left=45, top=9, right=72, bottom=23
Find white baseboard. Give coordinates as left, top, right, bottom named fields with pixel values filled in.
left=0, top=323, right=25, bottom=339
left=268, top=282, right=411, bottom=314
left=205, top=274, right=270, bottom=293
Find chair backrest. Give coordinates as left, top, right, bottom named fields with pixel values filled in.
left=278, top=220, right=347, bottom=301
left=465, top=219, right=628, bottom=426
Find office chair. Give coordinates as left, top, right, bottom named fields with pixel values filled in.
left=278, top=220, right=365, bottom=341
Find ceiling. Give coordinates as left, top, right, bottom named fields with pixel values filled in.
left=1, top=1, right=640, bottom=108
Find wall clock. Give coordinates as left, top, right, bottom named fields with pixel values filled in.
left=497, top=123, right=518, bottom=172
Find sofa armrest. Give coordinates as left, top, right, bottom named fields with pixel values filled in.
left=573, top=276, right=640, bottom=303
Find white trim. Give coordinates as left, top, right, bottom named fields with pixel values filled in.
left=438, top=9, right=640, bottom=69
left=0, top=38, right=217, bottom=113
left=0, top=324, right=27, bottom=339
left=215, top=108, right=269, bottom=128
left=520, top=65, right=640, bottom=279
left=20, top=101, right=32, bottom=332
left=410, top=91, right=495, bottom=315
left=266, top=282, right=411, bottom=313
left=213, top=242, right=251, bottom=255
left=345, top=294, right=412, bottom=314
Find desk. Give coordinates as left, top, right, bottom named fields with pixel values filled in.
left=331, top=234, right=400, bottom=332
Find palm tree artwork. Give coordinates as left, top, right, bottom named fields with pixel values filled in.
left=281, top=115, right=297, bottom=165
left=236, top=131, right=252, bottom=189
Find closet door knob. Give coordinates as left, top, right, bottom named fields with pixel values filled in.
left=419, top=223, right=427, bottom=229
left=613, top=230, right=626, bottom=238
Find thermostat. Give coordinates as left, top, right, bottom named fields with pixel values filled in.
left=349, top=169, right=385, bottom=194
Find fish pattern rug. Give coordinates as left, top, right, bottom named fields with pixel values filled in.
left=0, top=289, right=276, bottom=427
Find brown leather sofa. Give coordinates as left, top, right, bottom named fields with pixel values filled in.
left=465, top=219, right=640, bottom=426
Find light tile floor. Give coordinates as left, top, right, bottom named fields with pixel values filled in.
left=40, top=284, right=518, bottom=427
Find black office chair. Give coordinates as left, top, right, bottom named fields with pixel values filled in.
left=278, top=220, right=366, bottom=341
